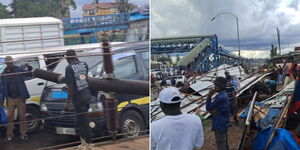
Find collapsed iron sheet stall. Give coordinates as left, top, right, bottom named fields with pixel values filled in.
left=151, top=64, right=270, bottom=121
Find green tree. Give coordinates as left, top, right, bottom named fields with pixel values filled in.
left=0, top=3, right=11, bottom=19
left=176, top=55, right=180, bottom=63
left=158, top=56, right=171, bottom=63
left=10, top=0, right=77, bottom=18
left=270, top=43, right=278, bottom=58
left=115, top=0, right=136, bottom=13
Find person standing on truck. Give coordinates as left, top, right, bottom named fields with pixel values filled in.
left=206, top=77, right=230, bottom=150
left=151, top=87, right=204, bottom=150
left=1, top=56, right=32, bottom=141
left=64, top=50, right=94, bottom=150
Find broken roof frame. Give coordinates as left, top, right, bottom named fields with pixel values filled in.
left=151, top=65, right=271, bottom=121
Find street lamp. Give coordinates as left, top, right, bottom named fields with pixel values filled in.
left=211, top=12, right=241, bottom=64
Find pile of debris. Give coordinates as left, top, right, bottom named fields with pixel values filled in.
left=151, top=64, right=270, bottom=121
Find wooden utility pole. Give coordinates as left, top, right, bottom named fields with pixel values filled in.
left=277, top=27, right=281, bottom=55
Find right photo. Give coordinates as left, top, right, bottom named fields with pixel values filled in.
left=150, top=0, right=300, bottom=150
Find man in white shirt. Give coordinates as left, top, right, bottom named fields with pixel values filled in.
left=151, top=87, right=204, bottom=150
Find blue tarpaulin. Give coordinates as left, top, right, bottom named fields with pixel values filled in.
left=240, top=102, right=263, bottom=118
left=240, top=102, right=280, bottom=130
left=256, top=109, right=280, bottom=130
left=252, top=127, right=300, bottom=150
left=0, top=106, right=7, bottom=124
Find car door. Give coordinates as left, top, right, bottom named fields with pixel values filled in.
left=114, top=55, right=140, bottom=80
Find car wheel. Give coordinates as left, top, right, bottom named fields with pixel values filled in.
left=26, top=105, right=41, bottom=133
left=120, top=110, right=145, bottom=138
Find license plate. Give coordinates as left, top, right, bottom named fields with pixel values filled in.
left=52, top=91, right=68, bottom=99
left=56, top=127, right=76, bottom=135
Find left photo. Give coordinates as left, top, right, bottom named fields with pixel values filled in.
left=0, top=0, right=149, bottom=150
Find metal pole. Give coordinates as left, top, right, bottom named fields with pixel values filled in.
left=211, top=12, right=241, bottom=64
left=236, top=17, right=241, bottom=64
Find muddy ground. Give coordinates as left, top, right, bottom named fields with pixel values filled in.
left=200, top=118, right=246, bottom=150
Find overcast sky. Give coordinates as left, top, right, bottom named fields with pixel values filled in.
left=152, top=0, right=300, bottom=58
left=0, top=0, right=148, bottom=17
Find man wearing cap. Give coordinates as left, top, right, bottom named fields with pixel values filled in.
left=206, top=77, right=230, bottom=150
left=1, top=56, right=32, bottom=141
left=151, top=86, right=204, bottom=150
left=224, top=71, right=239, bottom=126
left=64, top=50, right=93, bottom=150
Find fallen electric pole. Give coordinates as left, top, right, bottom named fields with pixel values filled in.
left=32, top=35, right=149, bottom=140
left=32, top=69, right=149, bottom=96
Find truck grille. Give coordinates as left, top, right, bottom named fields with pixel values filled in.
left=44, top=108, right=77, bottom=127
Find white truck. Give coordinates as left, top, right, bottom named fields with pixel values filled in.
left=0, top=17, right=64, bottom=133
left=0, top=17, right=64, bottom=53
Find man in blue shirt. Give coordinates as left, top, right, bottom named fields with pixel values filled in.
left=264, top=79, right=277, bottom=94
left=206, top=77, right=230, bottom=150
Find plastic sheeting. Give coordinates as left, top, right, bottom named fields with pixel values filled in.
left=252, top=127, right=300, bottom=150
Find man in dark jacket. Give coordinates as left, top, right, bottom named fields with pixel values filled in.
left=64, top=50, right=93, bottom=150
left=206, top=77, right=230, bottom=150
left=1, top=56, right=31, bottom=141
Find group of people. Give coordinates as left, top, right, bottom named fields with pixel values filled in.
left=151, top=71, right=240, bottom=150
left=270, top=61, right=299, bottom=87
left=0, top=50, right=94, bottom=150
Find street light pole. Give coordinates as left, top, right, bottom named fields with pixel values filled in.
left=211, top=12, right=241, bottom=64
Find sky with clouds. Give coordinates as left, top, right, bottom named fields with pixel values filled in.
left=152, top=0, right=300, bottom=58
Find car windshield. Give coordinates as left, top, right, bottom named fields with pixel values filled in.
left=0, top=57, right=40, bottom=73
left=53, top=55, right=103, bottom=77
left=0, top=58, right=5, bottom=73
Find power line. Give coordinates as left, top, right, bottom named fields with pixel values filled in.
left=0, top=40, right=148, bottom=56
left=0, top=32, right=149, bottom=44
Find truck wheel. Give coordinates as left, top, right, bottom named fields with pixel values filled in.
left=120, top=110, right=145, bottom=138
left=26, top=105, right=41, bottom=133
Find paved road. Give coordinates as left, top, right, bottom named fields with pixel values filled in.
left=63, top=135, right=149, bottom=150
left=0, top=126, right=77, bottom=150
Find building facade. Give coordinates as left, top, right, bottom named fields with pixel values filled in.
left=82, top=2, right=137, bottom=17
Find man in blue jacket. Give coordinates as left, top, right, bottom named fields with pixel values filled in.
left=206, top=77, right=230, bottom=150
left=1, top=56, right=32, bottom=141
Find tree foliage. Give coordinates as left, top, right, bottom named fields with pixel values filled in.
left=10, top=0, right=77, bottom=18
left=176, top=55, right=180, bottom=63
left=270, top=43, right=278, bottom=58
left=114, top=0, right=136, bottom=13
left=0, top=3, right=11, bottom=19
left=158, top=56, right=172, bottom=63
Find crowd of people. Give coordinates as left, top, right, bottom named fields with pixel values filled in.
left=151, top=61, right=300, bottom=150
